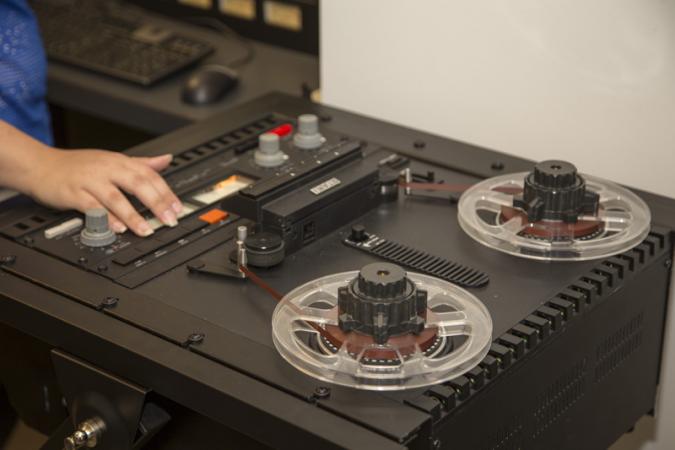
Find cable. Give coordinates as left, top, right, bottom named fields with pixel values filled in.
left=187, top=16, right=256, bottom=69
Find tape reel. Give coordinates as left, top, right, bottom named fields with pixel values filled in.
left=271, top=266, right=492, bottom=391
left=458, top=163, right=651, bottom=262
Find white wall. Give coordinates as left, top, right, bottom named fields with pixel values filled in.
left=321, top=1, right=675, bottom=449
left=321, top=0, right=675, bottom=198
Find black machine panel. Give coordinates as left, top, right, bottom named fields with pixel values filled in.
left=0, top=93, right=673, bottom=450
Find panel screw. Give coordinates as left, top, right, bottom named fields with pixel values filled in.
left=23, top=236, right=34, bottom=245
left=0, top=255, right=16, bottom=265
left=665, top=259, right=672, bottom=269
left=413, top=140, right=426, bottom=149
left=432, top=438, right=442, bottom=449
left=101, top=296, right=118, bottom=308
left=187, top=333, right=205, bottom=345
left=97, top=264, right=108, bottom=272
left=491, top=162, right=505, bottom=171
left=313, top=386, right=331, bottom=399
left=78, top=256, right=88, bottom=264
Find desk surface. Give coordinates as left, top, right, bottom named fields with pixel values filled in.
left=46, top=10, right=319, bottom=135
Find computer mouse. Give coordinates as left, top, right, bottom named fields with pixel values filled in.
left=181, top=66, right=239, bottom=105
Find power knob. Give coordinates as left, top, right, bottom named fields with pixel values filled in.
left=80, top=208, right=117, bottom=247
left=293, top=114, right=324, bottom=150
left=254, top=132, right=288, bottom=168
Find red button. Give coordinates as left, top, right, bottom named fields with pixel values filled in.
left=270, top=123, right=293, bottom=137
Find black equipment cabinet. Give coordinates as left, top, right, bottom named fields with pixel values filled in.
left=0, top=93, right=673, bottom=450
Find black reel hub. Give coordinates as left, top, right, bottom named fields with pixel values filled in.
left=513, top=160, right=599, bottom=223
left=337, top=263, right=427, bottom=344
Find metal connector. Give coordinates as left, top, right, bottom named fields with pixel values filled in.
left=64, top=417, right=106, bottom=449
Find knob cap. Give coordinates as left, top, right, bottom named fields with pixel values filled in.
left=254, top=133, right=287, bottom=167
left=350, top=224, right=368, bottom=242
left=293, top=114, right=324, bottom=150
left=80, top=208, right=117, bottom=247
left=513, top=160, right=600, bottom=223
left=338, top=263, right=427, bottom=344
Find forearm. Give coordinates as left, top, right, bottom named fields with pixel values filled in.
left=0, top=120, right=54, bottom=195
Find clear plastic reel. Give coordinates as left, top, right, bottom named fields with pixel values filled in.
left=271, top=271, right=493, bottom=391
left=457, top=173, right=651, bottom=262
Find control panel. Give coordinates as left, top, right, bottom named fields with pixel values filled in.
left=0, top=113, right=407, bottom=288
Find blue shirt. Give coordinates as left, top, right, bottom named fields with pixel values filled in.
left=0, top=0, right=52, bottom=145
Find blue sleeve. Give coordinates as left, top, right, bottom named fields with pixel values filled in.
left=0, top=0, right=53, bottom=145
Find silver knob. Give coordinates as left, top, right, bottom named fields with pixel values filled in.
left=236, top=225, right=248, bottom=243
left=80, top=208, right=117, bottom=247
left=254, top=133, right=288, bottom=168
left=64, top=417, right=106, bottom=449
left=293, top=114, right=324, bottom=150
left=236, top=225, right=248, bottom=271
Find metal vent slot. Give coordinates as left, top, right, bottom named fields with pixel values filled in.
left=594, top=312, right=644, bottom=383
left=344, top=233, right=489, bottom=288
left=532, top=359, right=587, bottom=439
left=484, top=416, right=524, bottom=450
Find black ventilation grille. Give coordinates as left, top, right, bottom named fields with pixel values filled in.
left=594, top=312, right=644, bottom=383
left=483, top=416, right=524, bottom=450
left=410, top=227, right=669, bottom=420
left=532, top=359, right=587, bottom=439
left=344, top=232, right=489, bottom=288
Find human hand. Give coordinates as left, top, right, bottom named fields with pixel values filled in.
left=28, top=149, right=182, bottom=236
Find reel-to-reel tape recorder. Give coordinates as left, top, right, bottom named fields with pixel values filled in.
left=0, top=93, right=672, bottom=450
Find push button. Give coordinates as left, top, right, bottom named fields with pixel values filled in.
left=112, top=248, right=144, bottom=266
left=155, top=226, right=192, bottom=244
left=134, top=238, right=165, bottom=255
left=199, top=209, right=229, bottom=225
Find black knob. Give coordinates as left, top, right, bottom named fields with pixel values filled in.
left=238, top=232, right=285, bottom=268
left=532, top=160, right=577, bottom=188
left=513, top=160, right=599, bottom=223
left=338, top=263, right=427, bottom=344
left=350, top=224, right=368, bottom=242
left=378, top=167, right=400, bottom=202
left=357, top=263, right=407, bottom=299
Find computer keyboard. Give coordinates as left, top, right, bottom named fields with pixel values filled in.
left=31, top=0, right=214, bottom=86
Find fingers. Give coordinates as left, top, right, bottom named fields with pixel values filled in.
left=130, top=155, right=183, bottom=215
left=135, top=154, right=173, bottom=172
left=112, top=167, right=179, bottom=228
left=85, top=184, right=153, bottom=237
left=107, top=211, right=127, bottom=234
